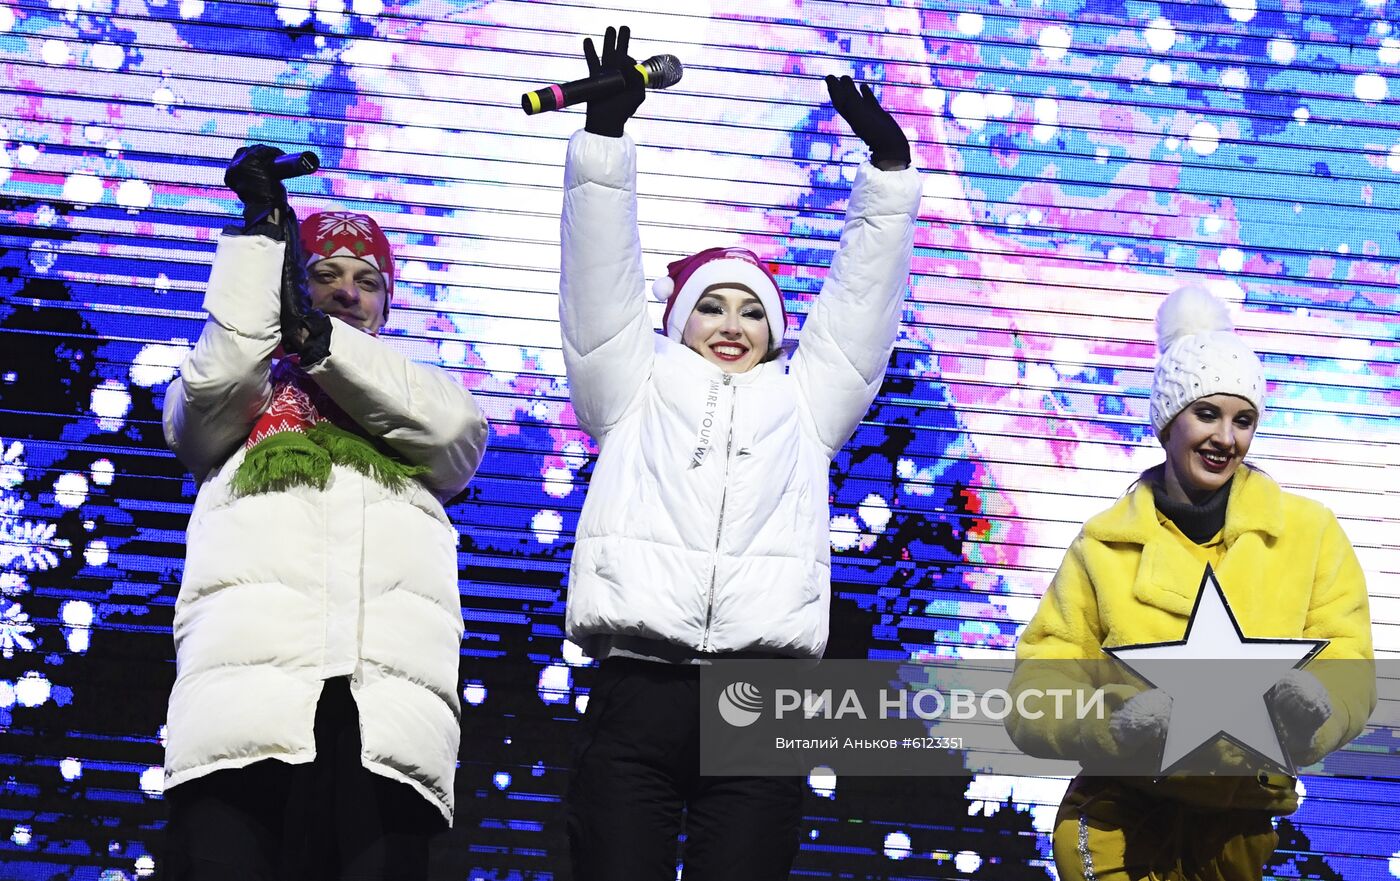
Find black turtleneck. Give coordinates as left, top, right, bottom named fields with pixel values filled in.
left=1151, top=475, right=1233, bottom=545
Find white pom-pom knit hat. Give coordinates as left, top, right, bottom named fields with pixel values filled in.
left=1149, top=285, right=1265, bottom=438
left=653, top=247, right=786, bottom=348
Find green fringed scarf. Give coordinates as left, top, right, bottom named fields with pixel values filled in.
left=231, top=361, right=429, bottom=496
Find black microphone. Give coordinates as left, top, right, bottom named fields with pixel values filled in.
left=272, top=151, right=320, bottom=180
left=522, top=54, right=683, bottom=115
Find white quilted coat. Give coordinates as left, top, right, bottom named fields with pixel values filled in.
left=560, top=131, right=922, bottom=659
left=162, top=233, right=487, bottom=822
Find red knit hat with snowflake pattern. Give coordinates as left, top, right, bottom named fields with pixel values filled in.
left=301, top=211, right=395, bottom=316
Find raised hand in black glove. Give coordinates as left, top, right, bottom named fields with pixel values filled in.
left=825, top=75, right=911, bottom=171
left=275, top=210, right=331, bottom=365
left=224, top=145, right=289, bottom=235
left=583, top=26, right=645, bottom=138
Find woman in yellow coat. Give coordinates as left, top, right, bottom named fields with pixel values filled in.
left=1007, top=286, right=1375, bottom=881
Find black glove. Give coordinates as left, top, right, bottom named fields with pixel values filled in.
left=276, top=208, right=331, bottom=366
left=224, top=145, right=289, bottom=235
left=583, top=26, right=645, bottom=138
left=825, top=75, right=911, bottom=170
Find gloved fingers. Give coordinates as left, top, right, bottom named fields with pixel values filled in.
left=601, top=25, right=617, bottom=66
left=615, top=24, right=631, bottom=61
left=583, top=36, right=600, bottom=75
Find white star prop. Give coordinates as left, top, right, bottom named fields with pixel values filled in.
left=1104, top=565, right=1327, bottom=776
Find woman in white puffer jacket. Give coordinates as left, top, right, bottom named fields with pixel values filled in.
left=558, top=26, right=924, bottom=881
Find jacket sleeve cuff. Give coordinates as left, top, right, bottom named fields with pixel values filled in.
left=565, top=129, right=637, bottom=193
left=203, top=233, right=284, bottom=339
left=849, top=161, right=924, bottom=222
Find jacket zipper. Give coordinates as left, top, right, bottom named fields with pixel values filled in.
left=701, top=375, right=737, bottom=651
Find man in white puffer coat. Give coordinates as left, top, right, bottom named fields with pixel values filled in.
left=161, top=146, right=487, bottom=880
left=559, top=26, right=924, bottom=881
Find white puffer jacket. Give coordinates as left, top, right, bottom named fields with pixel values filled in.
left=162, top=233, right=487, bottom=822
left=560, top=131, right=922, bottom=659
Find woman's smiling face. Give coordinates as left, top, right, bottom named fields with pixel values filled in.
left=682, top=284, right=771, bottom=374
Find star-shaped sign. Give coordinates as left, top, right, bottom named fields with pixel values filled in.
left=1104, top=565, right=1327, bottom=776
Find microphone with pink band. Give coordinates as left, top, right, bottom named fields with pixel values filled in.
left=521, top=54, right=683, bottom=115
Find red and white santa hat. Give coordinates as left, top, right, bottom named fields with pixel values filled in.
left=301, top=211, right=395, bottom=316
left=653, top=247, right=786, bottom=348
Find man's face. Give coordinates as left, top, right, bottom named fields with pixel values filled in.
left=307, top=256, right=388, bottom=335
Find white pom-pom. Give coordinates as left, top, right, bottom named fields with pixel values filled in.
left=651, top=276, right=675, bottom=302
left=1156, top=284, right=1233, bottom=352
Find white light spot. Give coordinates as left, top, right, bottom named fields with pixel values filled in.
left=858, top=494, right=891, bottom=533
left=1381, top=38, right=1400, bottom=65
left=40, top=39, right=70, bottom=65
left=830, top=515, right=861, bottom=551
left=1032, top=97, right=1058, bottom=142
left=1387, top=145, right=1400, bottom=174
left=1293, top=107, right=1310, bottom=125
left=462, top=681, right=486, bottom=706
left=1387, top=848, right=1400, bottom=878
left=1221, top=0, right=1256, bottom=22
left=63, top=171, right=104, bottom=204
left=60, top=758, right=82, bottom=780
left=91, top=459, right=115, bottom=486
left=492, top=771, right=511, bottom=790
left=956, top=12, right=984, bottom=36
left=1202, top=215, right=1224, bottom=235
left=438, top=340, right=466, bottom=365
left=89, top=41, right=124, bottom=71
left=531, top=509, right=563, bottom=544
left=808, top=765, right=836, bottom=799
left=314, top=0, right=345, bottom=25
left=130, top=343, right=186, bottom=387
left=11, top=824, right=32, bottom=847
left=54, top=472, right=89, bottom=509
left=561, top=639, right=591, bottom=667
left=949, top=92, right=986, bottom=130
left=985, top=92, right=1015, bottom=118
left=561, top=441, right=588, bottom=470
left=1218, top=247, right=1245, bottom=272
left=575, top=694, right=589, bottom=713
left=276, top=0, right=311, bottom=26
left=135, top=855, right=155, bottom=877
left=152, top=86, right=175, bottom=110
left=90, top=380, right=132, bottom=431
left=140, top=766, right=164, bottom=796
left=83, top=540, right=108, bottom=568
left=1269, top=38, right=1297, bottom=64
left=1148, top=63, right=1172, bottom=84
left=1220, top=68, right=1249, bottom=90
left=1188, top=121, right=1220, bottom=156
left=352, top=0, right=382, bottom=13
left=1038, top=25, right=1072, bottom=61
left=542, top=466, right=573, bottom=499
left=179, top=0, right=204, bottom=17
left=0, top=681, right=13, bottom=708
left=1338, top=243, right=1350, bottom=254
left=1144, top=18, right=1175, bottom=53
left=884, top=831, right=912, bottom=860
left=116, top=178, right=152, bottom=210
left=62, top=600, right=93, bottom=627
left=0, top=5, right=14, bottom=32
left=16, top=144, right=38, bottom=165
left=1355, top=73, right=1389, bottom=102
left=15, top=671, right=51, bottom=707
left=85, top=126, right=106, bottom=143
left=537, top=662, right=571, bottom=704
left=956, top=850, right=984, bottom=873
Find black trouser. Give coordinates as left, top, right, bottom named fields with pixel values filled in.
left=567, top=657, right=804, bottom=881
left=164, top=677, right=445, bottom=881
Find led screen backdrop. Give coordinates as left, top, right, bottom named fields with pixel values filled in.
left=0, top=0, right=1396, bottom=877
